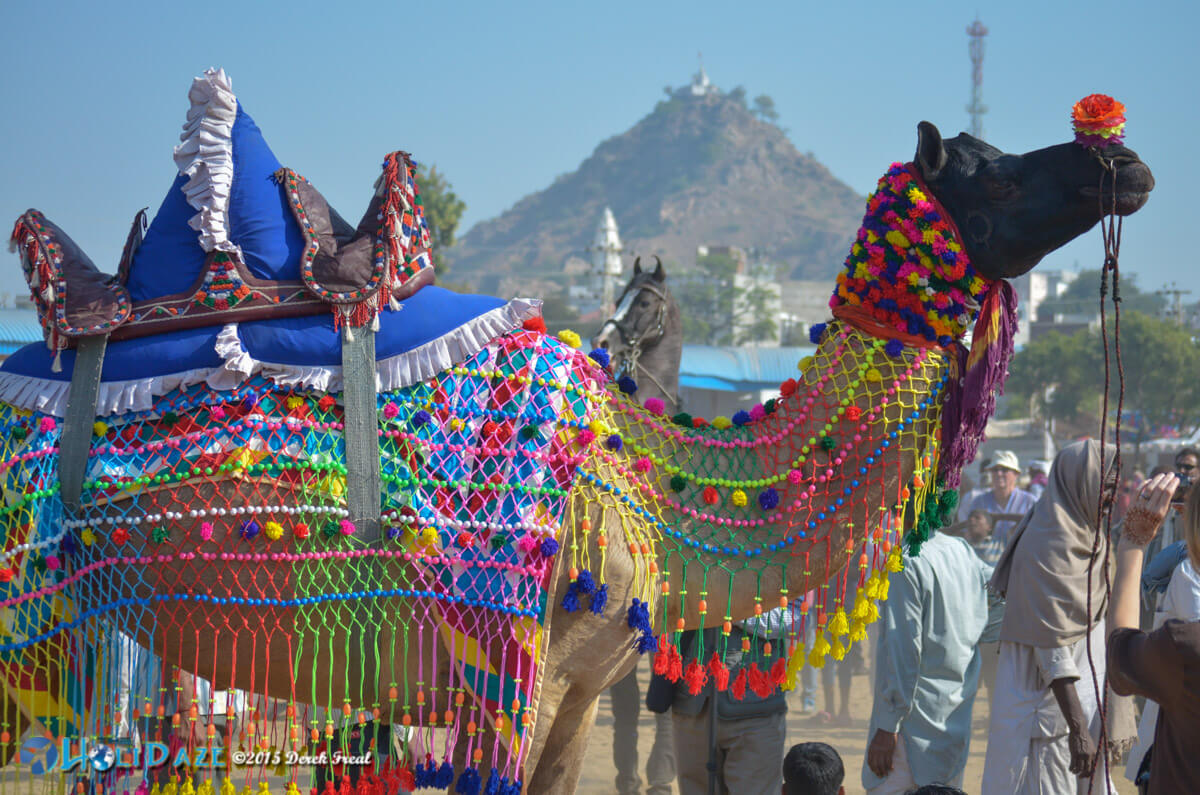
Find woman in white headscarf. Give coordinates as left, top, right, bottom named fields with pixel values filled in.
left=981, top=439, right=1131, bottom=795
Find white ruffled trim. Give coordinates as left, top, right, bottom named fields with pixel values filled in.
left=173, top=68, right=240, bottom=256
left=0, top=299, right=542, bottom=418
left=229, top=298, right=543, bottom=394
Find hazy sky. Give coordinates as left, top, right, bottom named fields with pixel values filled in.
left=2, top=0, right=1194, bottom=303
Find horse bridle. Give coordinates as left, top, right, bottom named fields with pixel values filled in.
left=597, top=279, right=677, bottom=408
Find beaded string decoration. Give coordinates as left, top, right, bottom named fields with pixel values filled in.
left=0, top=325, right=602, bottom=795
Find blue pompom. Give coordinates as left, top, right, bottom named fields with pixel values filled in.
left=501, top=780, right=523, bottom=795
left=540, top=537, right=559, bottom=557
left=884, top=338, right=905, bottom=358
left=590, top=583, right=609, bottom=615
left=239, top=520, right=260, bottom=540
left=809, top=322, right=827, bottom=344
left=635, top=631, right=660, bottom=654
left=456, top=767, right=482, bottom=795
left=758, top=488, right=781, bottom=511
left=484, top=769, right=502, bottom=795
left=617, top=375, right=638, bottom=394
left=436, top=759, right=456, bottom=788
left=412, top=410, right=432, bottom=427
left=606, top=434, right=624, bottom=451
left=732, top=410, right=751, bottom=426
left=576, top=568, right=595, bottom=594
left=561, top=584, right=581, bottom=613
left=588, top=348, right=611, bottom=368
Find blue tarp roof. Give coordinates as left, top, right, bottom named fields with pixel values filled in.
left=679, top=345, right=815, bottom=392
left=0, top=310, right=42, bottom=355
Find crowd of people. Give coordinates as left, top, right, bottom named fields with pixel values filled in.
left=607, top=443, right=1200, bottom=794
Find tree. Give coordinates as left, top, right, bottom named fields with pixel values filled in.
left=1036, top=269, right=1165, bottom=321
left=676, top=252, right=778, bottom=345
left=726, top=86, right=747, bottom=108
left=1006, top=311, right=1200, bottom=458
left=416, top=164, right=467, bottom=274
left=751, top=94, right=779, bottom=122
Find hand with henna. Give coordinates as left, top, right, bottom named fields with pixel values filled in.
left=1122, top=472, right=1178, bottom=546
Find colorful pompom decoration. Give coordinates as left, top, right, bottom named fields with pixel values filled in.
left=758, top=488, right=780, bottom=511
left=644, top=397, right=665, bottom=415
left=884, top=339, right=905, bottom=358
left=557, top=329, right=582, bottom=348
left=1072, top=94, right=1126, bottom=148
left=522, top=316, right=547, bottom=334
left=605, top=434, right=623, bottom=451
left=808, top=323, right=827, bottom=344
left=588, top=348, right=611, bottom=368
left=617, top=376, right=638, bottom=394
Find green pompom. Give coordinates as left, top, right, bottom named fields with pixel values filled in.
left=671, top=412, right=693, bottom=428
left=820, top=436, right=837, bottom=451
left=670, top=475, right=687, bottom=492
left=764, top=399, right=777, bottom=414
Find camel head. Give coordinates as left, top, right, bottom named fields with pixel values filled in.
left=915, top=121, right=1154, bottom=281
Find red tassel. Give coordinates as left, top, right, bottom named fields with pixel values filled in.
left=747, top=663, right=774, bottom=699
left=684, top=659, right=709, bottom=695
left=730, top=669, right=747, bottom=700
left=770, top=657, right=787, bottom=687
left=708, top=652, right=730, bottom=692
left=397, top=767, right=416, bottom=793
left=523, top=316, right=547, bottom=334
left=339, top=774, right=355, bottom=795
left=654, top=639, right=684, bottom=682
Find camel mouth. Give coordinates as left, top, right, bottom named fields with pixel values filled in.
left=1080, top=187, right=1151, bottom=216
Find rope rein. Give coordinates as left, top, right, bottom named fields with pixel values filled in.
left=1086, top=156, right=1124, bottom=792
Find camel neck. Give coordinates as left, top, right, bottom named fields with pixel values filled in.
left=829, top=163, right=990, bottom=347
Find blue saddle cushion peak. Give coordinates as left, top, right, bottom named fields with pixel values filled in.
left=125, top=102, right=306, bottom=303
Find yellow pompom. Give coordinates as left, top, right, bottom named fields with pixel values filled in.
left=809, top=634, right=831, bottom=669
left=221, top=779, right=235, bottom=795
left=711, top=416, right=732, bottom=429
left=798, top=356, right=814, bottom=372
left=286, top=396, right=304, bottom=409
left=830, top=636, right=847, bottom=661
left=558, top=329, right=582, bottom=348
left=866, top=599, right=881, bottom=624
left=257, top=783, right=270, bottom=794
left=731, top=489, right=747, bottom=507
left=866, top=368, right=882, bottom=382
left=449, top=418, right=465, bottom=431
left=81, top=527, right=96, bottom=546
left=885, top=229, right=911, bottom=249
left=264, top=521, right=284, bottom=540
left=849, top=621, right=867, bottom=643
left=92, top=421, right=108, bottom=436
left=285, top=785, right=302, bottom=795
left=588, top=420, right=610, bottom=437
left=878, top=575, right=891, bottom=602
left=180, top=777, right=196, bottom=795
left=886, top=549, right=904, bottom=573
left=865, top=572, right=881, bottom=600
left=829, top=608, right=850, bottom=638
left=852, top=590, right=871, bottom=622
left=782, top=644, right=807, bottom=691
left=161, top=782, right=178, bottom=795
left=420, top=527, right=440, bottom=548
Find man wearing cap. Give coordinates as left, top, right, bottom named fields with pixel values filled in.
left=966, top=451, right=1038, bottom=551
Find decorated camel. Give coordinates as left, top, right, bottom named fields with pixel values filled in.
left=0, top=71, right=1150, bottom=795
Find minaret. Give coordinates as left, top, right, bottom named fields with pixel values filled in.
left=591, top=207, right=623, bottom=316
left=966, top=18, right=989, bottom=139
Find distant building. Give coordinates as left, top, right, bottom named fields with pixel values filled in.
left=780, top=280, right=833, bottom=342
left=1011, top=269, right=1082, bottom=345
left=679, top=345, right=814, bottom=418
left=0, top=308, right=43, bottom=359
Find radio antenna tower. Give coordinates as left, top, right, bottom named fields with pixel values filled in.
left=966, top=17, right=988, bottom=139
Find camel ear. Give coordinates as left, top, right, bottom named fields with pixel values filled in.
left=915, top=121, right=947, bottom=181
left=633, top=256, right=642, bottom=275
left=652, top=256, right=665, bottom=281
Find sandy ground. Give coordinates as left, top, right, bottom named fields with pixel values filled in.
left=576, top=659, right=1139, bottom=795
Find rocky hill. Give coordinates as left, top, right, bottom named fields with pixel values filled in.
left=449, top=86, right=866, bottom=292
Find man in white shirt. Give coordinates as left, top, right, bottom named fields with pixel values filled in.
left=966, top=450, right=1037, bottom=548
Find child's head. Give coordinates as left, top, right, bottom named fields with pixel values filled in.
left=782, top=742, right=844, bottom=795
left=966, top=509, right=994, bottom=543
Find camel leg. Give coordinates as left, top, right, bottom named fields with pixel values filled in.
left=524, top=691, right=600, bottom=795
